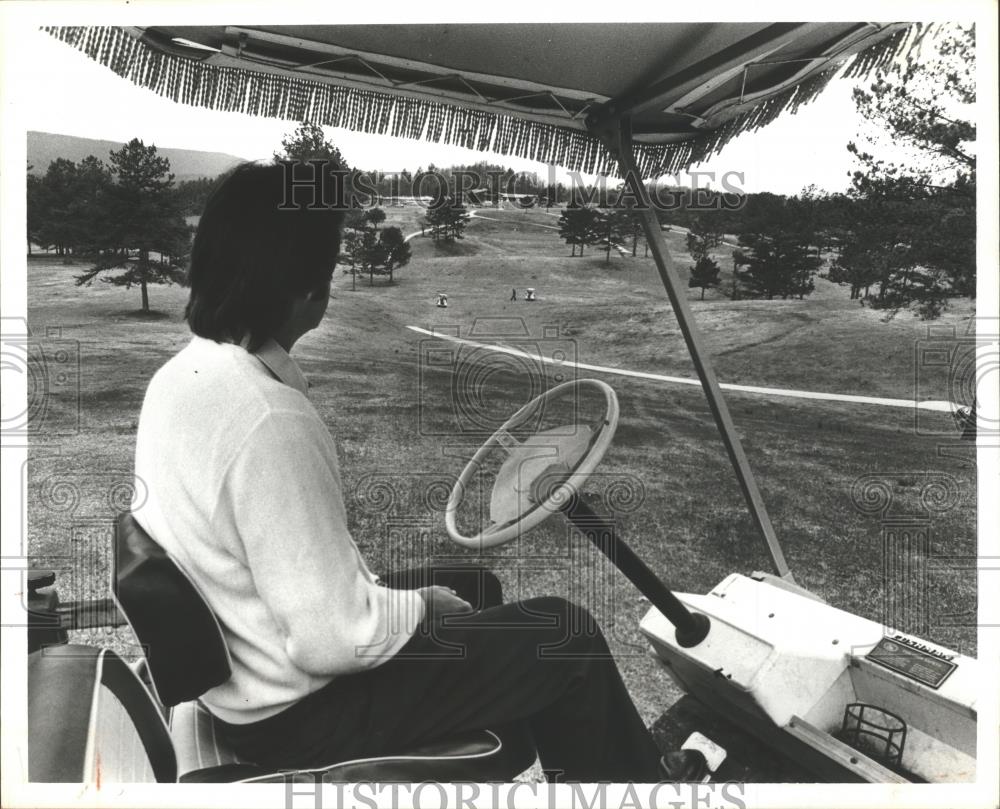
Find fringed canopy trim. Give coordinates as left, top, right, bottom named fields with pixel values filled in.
left=43, top=24, right=926, bottom=178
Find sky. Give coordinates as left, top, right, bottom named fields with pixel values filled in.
left=18, top=25, right=875, bottom=196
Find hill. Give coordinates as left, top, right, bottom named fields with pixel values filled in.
left=27, top=131, right=244, bottom=182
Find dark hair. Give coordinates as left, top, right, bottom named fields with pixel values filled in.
left=185, top=162, right=345, bottom=351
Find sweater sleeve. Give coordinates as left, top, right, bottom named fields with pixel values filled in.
left=221, top=408, right=425, bottom=676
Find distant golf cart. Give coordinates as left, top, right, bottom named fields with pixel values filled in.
left=27, top=22, right=980, bottom=785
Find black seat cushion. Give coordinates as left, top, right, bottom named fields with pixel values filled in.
left=114, top=512, right=231, bottom=707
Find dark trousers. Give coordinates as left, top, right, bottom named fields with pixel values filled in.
left=218, top=566, right=662, bottom=782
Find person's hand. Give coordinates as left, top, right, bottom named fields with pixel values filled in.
left=418, top=585, right=473, bottom=620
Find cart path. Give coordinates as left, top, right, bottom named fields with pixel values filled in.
left=468, top=211, right=560, bottom=230
left=403, top=207, right=544, bottom=243
left=405, top=208, right=725, bottom=256
left=405, top=325, right=958, bottom=413
left=405, top=208, right=634, bottom=254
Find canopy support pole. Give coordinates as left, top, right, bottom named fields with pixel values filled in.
left=593, top=116, right=793, bottom=581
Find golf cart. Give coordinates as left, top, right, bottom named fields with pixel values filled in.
left=24, top=21, right=981, bottom=786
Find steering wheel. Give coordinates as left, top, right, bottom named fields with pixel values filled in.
left=445, top=379, right=620, bottom=549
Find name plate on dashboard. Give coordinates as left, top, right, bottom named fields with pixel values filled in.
left=866, top=635, right=957, bottom=689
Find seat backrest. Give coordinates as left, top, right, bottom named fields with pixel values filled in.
left=114, top=512, right=231, bottom=707
left=29, top=644, right=177, bottom=783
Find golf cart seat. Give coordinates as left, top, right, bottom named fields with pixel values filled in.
left=27, top=644, right=533, bottom=783
left=27, top=513, right=536, bottom=783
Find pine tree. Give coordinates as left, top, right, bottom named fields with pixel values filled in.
left=423, top=196, right=469, bottom=243
left=557, top=206, right=599, bottom=256
left=688, top=257, right=721, bottom=300
left=842, top=24, right=975, bottom=316
left=736, top=232, right=820, bottom=300
left=342, top=210, right=412, bottom=286
left=274, top=122, right=350, bottom=167
left=74, top=139, right=189, bottom=312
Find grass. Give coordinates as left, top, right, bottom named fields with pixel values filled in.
left=27, top=206, right=978, bottom=738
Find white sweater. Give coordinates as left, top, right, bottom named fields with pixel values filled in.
left=133, top=336, right=425, bottom=723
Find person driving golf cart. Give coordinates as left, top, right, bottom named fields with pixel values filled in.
left=131, top=161, right=704, bottom=783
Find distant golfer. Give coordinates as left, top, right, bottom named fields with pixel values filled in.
left=510, top=288, right=517, bottom=302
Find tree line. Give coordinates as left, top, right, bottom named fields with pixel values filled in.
left=26, top=125, right=420, bottom=311
left=550, top=25, right=976, bottom=319
left=27, top=139, right=191, bottom=312
left=556, top=205, right=645, bottom=262
left=553, top=200, right=818, bottom=302
left=551, top=178, right=972, bottom=315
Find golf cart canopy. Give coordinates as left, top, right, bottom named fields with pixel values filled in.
left=46, top=23, right=919, bottom=176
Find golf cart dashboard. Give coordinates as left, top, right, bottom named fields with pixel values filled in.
left=640, top=572, right=977, bottom=783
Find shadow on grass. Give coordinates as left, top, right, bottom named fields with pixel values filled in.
left=116, top=309, right=172, bottom=321
left=429, top=239, right=480, bottom=256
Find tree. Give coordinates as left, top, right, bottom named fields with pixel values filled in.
left=274, top=122, right=350, bottom=167
left=831, top=193, right=965, bottom=317
left=826, top=192, right=911, bottom=303
left=834, top=181, right=974, bottom=316
left=28, top=156, right=116, bottom=257
left=65, top=156, right=114, bottom=256
left=423, top=196, right=470, bottom=243
left=74, top=139, right=189, bottom=312
left=341, top=209, right=411, bottom=286
left=557, top=205, right=599, bottom=256
left=375, top=226, right=411, bottom=284
left=730, top=248, right=750, bottom=299
left=172, top=174, right=226, bottom=216
left=366, top=207, right=386, bottom=230
left=596, top=209, right=615, bottom=264
left=843, top=24, right=975, bottom=316
left=688, top=257, right=721, bottom=300
left=685, top=216, right=724, bottom=263
left=356, top=228, right=383, bottom=287
left=851, top=25, right=974, bottom=192
left=32, top=158, right=78, bottom=255
left=398, top=168, right=413, bottom=197
left=340, top=209, right=365, bottom=291
left=730, top=192, right=821, bottom=301
left=592, top=208, right=638, bottom=265
left=273, top=121, right=361, bottom=210
left=26, top=166, right=43, bottom=255
left=798, top=185, right=849, bottom=260
left=618, top=208, right=644, bottom=257
left=684, top=216, right=725, bottom=299
left=827, top=236, right=883, bottom=300
left=736, top=232, right=820, bottom=300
